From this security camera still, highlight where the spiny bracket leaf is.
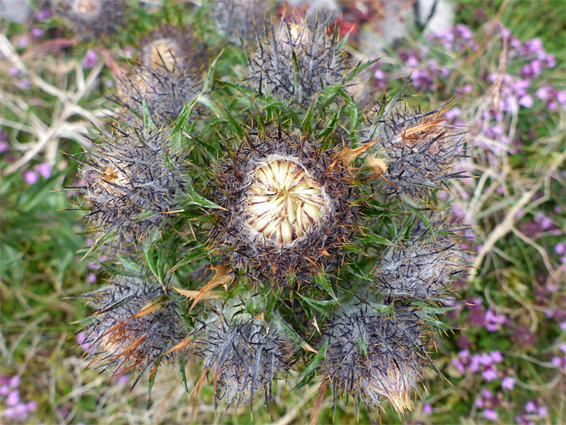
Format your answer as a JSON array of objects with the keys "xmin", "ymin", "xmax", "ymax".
[
  {"xmin": 292, "ymin": 338, "xmax": 328, "ymax": 391},
  {"xmin": 188, "ymin": 264, "xmax": 233, "ymax": 312}
]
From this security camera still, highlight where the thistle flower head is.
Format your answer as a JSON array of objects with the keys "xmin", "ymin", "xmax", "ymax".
[
  {"xmin": 247, "ymin": 14, "xmax": 349, "ymax": 106},
  {"xmin": 376, "ymin": 218, "xmax": 468, "ymax": 302},
  {"xmin": 118, "ymin": 61, "xmax": 203, "ymax": 125},
  {"xmin": 211, "ymin": 129, "xmax": 359, "ymax": 287},
  {"xmin": 199, "ymin": 314, "xmax": 292, "ymax": 410},
  {"xmin": 212, "ymin": 0, "xmax": 272, "ymax": 41},
  {"xmin": 363, "ymin": 102, "xmax": 467, "ymax": 205},
  {"xmin": 324, "ymin": 304, "xmax": 429, "ymax": 414},
  {"xmin": 140, "ymin": 26, "xmax": 207, "ymax": 72},
  {"xmin": 78, "ymin": 123, "xmax": 186, "ymax": 248},
  {"xmin": 57, "ymin": 0, "xmax": 128, "ymax": 38},
  {"xmin": 244, "ymin": 156, "xmax": 332, "ymax": 245},
  {"xmin": 81, "ymin": 276, "xmax": 186, "ymax": 377},
  {"xmin": 117, "ymin": 27, "xmax": 205, "ymax": 124}
]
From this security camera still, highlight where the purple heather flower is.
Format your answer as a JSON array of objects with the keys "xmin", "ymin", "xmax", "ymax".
[
  {"xmin": 519, "ymin": 95, "xmax": 533, "ymax": 108},
  {"xmin": 525, "ymin": 401, "xmax": 536, "ymax": 413},
  {"xmin": 455, "ymin": 24, "xmax": 473, "ymax": 40},
  {"xmin": 538, "ymin": 406, "xmax": 548, "ymax": 417},
  {"xmin": 36, "ymin": 8, "xmax": 52, "ymax": 21},
  {"xmin": 490, "ymin": 351, "xmax": 503, "ymax": 363},
  {"xmin": 452, "ymin": 203, "xmax": 464, "ymax": 218},
  {"xmin": 485, "ymin": 308, "xmax": 506, "ymax": 332},
  {"xmin": 480, "ymin": 388, "xmax": 492, "ymax": 399},
  {"xmin": 31, "ymin": 27, "xmax": 44, "ymax": 38},
  {"xmin": 0, "ymin": 141, "xmax": 8, "ymax": 154},
  {"xmin": 470, "ymin": 355, "xmax": 481, "ymax": 373},
  {"xmin": 484, "ymin": 409, "xmax": 498, "ymax": 421},
  {"xmin": 502, "ymin": 376, "xmax": 515, "ymax": 390},
  {"xmin": 34, "ymin": 162, "xmax": 52, "ymax": 179},
  {"xmin": 479, "ymin": 352, "xmax": 493, "ymax": 366},
  {"xmin": 6, "ymin": 390, "xmax": 20, "ymax": 406},
  {"xmin": 26, "ymin": 400, "xmax": 37, "ymax": 412},
  {"xmin": 9, "ymin": 66, "xmax": 20, "ymax": 77},
  {"xmin": 82, "ymin": 50, "xmax": 98, "ymax": 70},
  {"xmin": 445, "ymin": 107, "xmax": 462, "ymax": 120},
  {"xmin": 482, "ymin": 368, "xmax": 498, "ymax": 381},
  {"xmin": 452, "ymin": 358, "xmax": 466, "ymax": 374},
  {"xmin": 475, "ymin": 397, "xmax": 485, "ymax": 408},
  {"xmin": 544, "ymin": 54, "xmax": 557, "ymax": 67},
  {"xmin": 76, "ymin": 332, "xmax": 91, "ymax": 352},
  {"xmin": 536, "ymin": 86, "xmax": 551, "ymax": 100},
  {"xmin": 4, "ymin": 405, "xmax": 28, "ymax": 421},
  {"xmin": 9, "ymin": 376, "xmax": 21, "ymax": 388},
  {"xmin": 87, "ymin": 273, "xmax": 97, "ymax": 284},
  {"xmin": 555, "ymin": 243, "xmax": 566, "ymax": 255},
  {"xmin": 115, "ymin": 374, "xmax": 129, "ymax": 386},
  {"xmin": 22, "ymin": 170, "xmax": 39, "ymax": 185},
  {"xmin": 87, "ymin": 261, "xmax": 100, "ymax": 270},
  {"xmin": 540, "ymin": 217, "xmax": 553, "ymax": 229},
  {"xmin": 0, "ymin": 384, "xmax": 9, "ymax": 396},
  {"xmin": 17, "ymin": 36, "xmax": 29, "ymax": 48},
  {"xmin": 124, "ymin": 45, "xmax": 134, "ymax": 57},
  {"xmin": 423, "ymin": 404, "xmax": 433, "ymax": 414}
]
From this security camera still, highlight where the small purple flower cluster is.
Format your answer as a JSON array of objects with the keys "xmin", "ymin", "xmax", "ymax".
[
  {"xmin": 21, "ymin": 163, "xmax": 52, "ymax": 185},
  {"xmin": 82, "ymin": 50, "xmax": 99, "ymax": 70},
  {"xmin": 515, "ymin": 400, "xmax": 549, "ymax": 425},
  {"xmin": 452, "ymin": 349, "xmax": 505, "ymax": 382},
  {"xmin": 475, "ymin": 388, "xmax": 500, "ymax": 421},
  {"xmin": 460, "ymin": 297, "xmax": 507, "ymax": 332},
  {"xmin": 0, "ymin": 131, "xmax": 8, "ymax": 154},
  {"xmin": 550, "ymin": 343, "xmax": 566, "ymax": 374},
  {"xmin": 85, "ymin": 251, "xmax": 109, "ymax": 284},
  {"xmin": 0, "ymin": 375, "xmax": 37, "ymax": 422}
]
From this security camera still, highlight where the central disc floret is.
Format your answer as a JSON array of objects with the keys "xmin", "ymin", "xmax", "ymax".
[{"xmin": 244, "ymin": 159, "xmax": 327, "ymax": 245}]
